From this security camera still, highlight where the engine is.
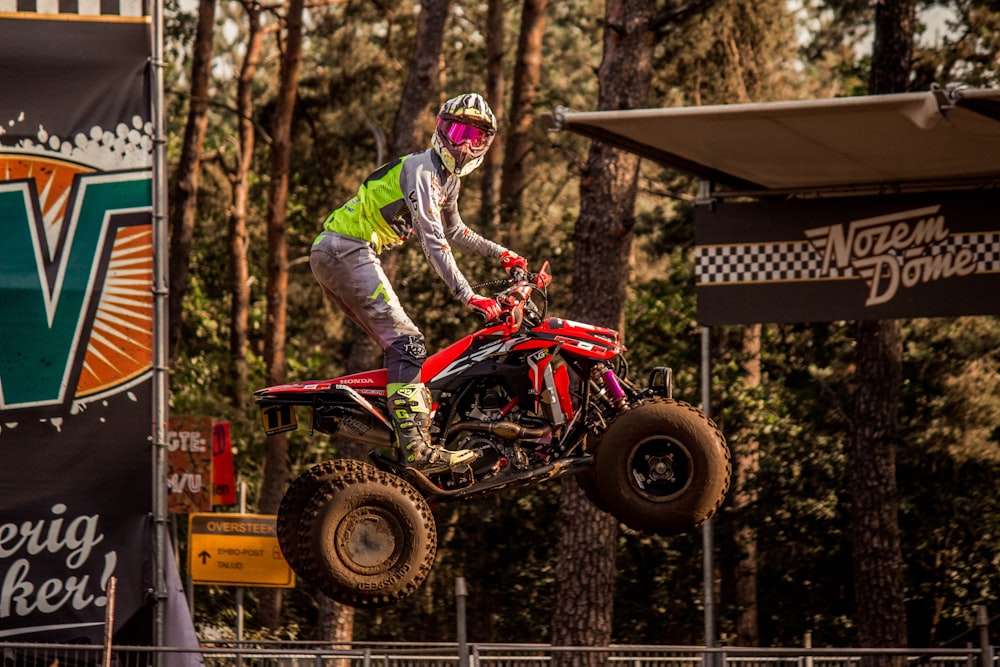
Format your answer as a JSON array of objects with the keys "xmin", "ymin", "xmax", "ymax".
[
  {"xmin": 455, "ymin": 433, "xmax": 528, "ymax": 478},
  {"xmin": 443, "ymin": 384, "xmax": 552, "ymax": 481}
]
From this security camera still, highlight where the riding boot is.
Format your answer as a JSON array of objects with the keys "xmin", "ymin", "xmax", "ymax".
[{"xmin": 387, "ymin": 383, "xmax": 478, "ymax": 473}]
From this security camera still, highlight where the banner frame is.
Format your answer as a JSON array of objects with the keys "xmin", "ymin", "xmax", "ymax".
[{"xmin": 149, "ymin": 0, "xmax": 170, "ymax": 654}]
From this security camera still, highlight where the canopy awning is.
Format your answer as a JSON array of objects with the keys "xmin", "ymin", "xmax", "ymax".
[{"xmin": 552, "ymin": 87, "xmax": 1000, "ymax": 195}]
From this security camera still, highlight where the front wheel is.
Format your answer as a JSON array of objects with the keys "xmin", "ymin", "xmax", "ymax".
[
  {"xmin": 298, "ymin": 461, "xmax": 437, "ymax": 608},
  {"xmin": 595, "ymin": 398, "xmax": 731, "ymax": 535}
]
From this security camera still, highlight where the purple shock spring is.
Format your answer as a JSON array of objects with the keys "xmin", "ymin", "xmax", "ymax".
[{"xmin": 602, "ymin": 369, "xmax": 626, "ymax": 400}]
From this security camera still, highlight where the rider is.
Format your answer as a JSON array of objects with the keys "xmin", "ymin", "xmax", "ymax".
[{"xmin": 310, "ymin": 93, "xmax": 528, "ymax": 473}]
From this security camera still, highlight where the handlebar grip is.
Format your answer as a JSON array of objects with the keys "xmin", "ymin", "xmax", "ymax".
[{"xmin": 510, "ymin": 267, "xmax": 529, "ymax": 282}]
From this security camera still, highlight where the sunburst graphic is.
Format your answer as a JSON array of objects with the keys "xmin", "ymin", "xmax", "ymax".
[
  {"xmin": 1, "ymin": 155, "xmax": 95, "ymax": 250},
  {"xmin": 77, "ymin": 225, "xmax": 154, "ymax": 397},
  {"xmin": 1, "ymin": 152, "xmax": 153, "ymax": 400}
]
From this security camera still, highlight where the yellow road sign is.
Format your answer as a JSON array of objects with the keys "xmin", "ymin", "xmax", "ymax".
[{"xmin": 188, "ymin": 513, "xmax": 295, "ymax": 588}]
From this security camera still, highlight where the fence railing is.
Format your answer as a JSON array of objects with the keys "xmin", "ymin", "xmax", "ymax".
[{"xmin": 0, "ymin": 642, "xmax": 993, "ymax": 667}]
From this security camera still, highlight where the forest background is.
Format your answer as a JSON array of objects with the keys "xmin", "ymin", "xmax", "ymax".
[{"xmin": 162, "ymin": 0, "xmax": 1000, "ymax": 654}]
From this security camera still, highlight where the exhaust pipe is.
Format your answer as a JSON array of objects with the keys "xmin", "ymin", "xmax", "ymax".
[{"xmin": 449, "ymin": 420, "xmax": 551, "ymax": 440}]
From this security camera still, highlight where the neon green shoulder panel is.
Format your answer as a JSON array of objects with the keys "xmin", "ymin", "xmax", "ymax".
[{"xmin": 322, "ymin": 157, "xmax": 408, "ymax": 251}]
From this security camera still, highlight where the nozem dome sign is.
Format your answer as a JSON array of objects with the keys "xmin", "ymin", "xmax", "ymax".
[
  {"xmin": 694, "ymin": 190, "xmax": 999, "ymax": 324},
  {"xmin": 554, "ymin": 87, "xmax": 1000, "ymax": 325}
]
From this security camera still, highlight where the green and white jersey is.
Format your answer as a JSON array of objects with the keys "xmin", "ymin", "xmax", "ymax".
[{"xmin": 321, "ymin": 148, "xmax": 504, "ymax": 303}]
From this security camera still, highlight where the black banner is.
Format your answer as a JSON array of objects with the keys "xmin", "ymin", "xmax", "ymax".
[
  {"xmin": 695, "ymin": 190, "xmax": 1000, "ymax": 325},
  {"xmin": 0, "ymin": 14, "xmax": 153, "ymax": 643}
]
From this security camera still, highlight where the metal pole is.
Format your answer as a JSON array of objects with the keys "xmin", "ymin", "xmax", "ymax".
[
  {"xmin": 456, "ymin": 577, "xmax": 469, "ymax": 667},
  {"xmin": 149, "ymin": 0, "xmax": 170, "ymax": 659},
  {"xmin": 700, "ymin": 326, "xmax": 717, "ymax": 666},
  {"xmin": 237, "ymin": 483, "xmax": 247, "ymax": 643},
  {"xmin": 102, "ymin": 577, "xmax": 117, "ymax": 667},
  {"xmin": 977, "ymin": 605, "xmax": 992, "ymax": 667},
  {"xmin": 695, "ymin": 183, "xmax": 718, "ymax": 667}
]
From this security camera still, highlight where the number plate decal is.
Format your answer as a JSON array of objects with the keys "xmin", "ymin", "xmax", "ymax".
[{"xmin": 259, "ymin": 404, "xmax": 298, "ymax": 435}]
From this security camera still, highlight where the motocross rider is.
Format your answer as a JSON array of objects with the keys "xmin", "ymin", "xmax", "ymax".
[{"xmin": 310, "ymin": 93, "xmax": 529, "ymax": 474}]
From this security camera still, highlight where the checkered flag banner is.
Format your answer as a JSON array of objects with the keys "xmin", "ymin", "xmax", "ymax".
[
  {"xmin": 0, "ymin": 0, "xmax": 145, "ymax": 16},
  {"xmin": 696, "ymin": 242, "xmax": 855, "ymax": 284},
  {"xmin": 696, "ymin": 233, "xmax": 1000, "ymax": 285},
  {"xmin": 694, "ymin": 192, "xmax": 1000, "ymax": 325}
]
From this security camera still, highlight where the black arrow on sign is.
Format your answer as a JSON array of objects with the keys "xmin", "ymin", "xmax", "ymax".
[{"xmin": 198, "ymin": 550, "xmax": 211, "ymax": 564}]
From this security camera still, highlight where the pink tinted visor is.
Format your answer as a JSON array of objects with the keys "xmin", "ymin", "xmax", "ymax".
[{"xmin": 441, "ymin": 120, "xmax": 492, "ymax": 149}]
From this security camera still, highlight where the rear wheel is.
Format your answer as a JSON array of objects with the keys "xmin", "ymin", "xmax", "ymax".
[
  {"xmin": 277, "ymin": 459, "xmax": 371, "ymax": 580},
  {"xmin": 298, "ymin": 461, "xmax": 437, "ymax": 608},
  {"xmin": 595, "ymin": 398, "xmax": 731, "ymax": 535}
]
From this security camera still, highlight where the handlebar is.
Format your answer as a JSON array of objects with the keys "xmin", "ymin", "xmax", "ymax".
[{"xmin": 484, "ymin": 261, "xmax": 552, "ymax": 329}]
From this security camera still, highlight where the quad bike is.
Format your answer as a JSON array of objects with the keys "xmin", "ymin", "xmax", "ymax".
[{"xmin": 254, "ymin": 262, "xmax": 731, "ymax": 608}]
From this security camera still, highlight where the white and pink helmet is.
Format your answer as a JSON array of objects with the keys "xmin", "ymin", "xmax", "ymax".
[{"xmin": 432, "ymin": 93, "xmax": 497, "ymax": 177}]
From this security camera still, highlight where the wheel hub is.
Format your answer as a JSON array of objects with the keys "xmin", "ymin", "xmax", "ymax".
[
  {"xmin": 335, "ymin": 506, "xmax": 402, "ymax": 574},
  {"xmin": 645, "ymin": 453, "xmax": 676, "ymax": 482},
  {"xmin": 628, "ymin": 436, "xmax": 692, "ymax": 502}
]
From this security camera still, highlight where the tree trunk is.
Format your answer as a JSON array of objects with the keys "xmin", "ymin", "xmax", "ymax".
[
  {"xmin": 870, "ymin": 0, "xmax": 917, "ymax": 95},
  {"xmin": 552, "ymin": 482, "xmax": 617, "ymax": 666},
  {"xmin": 316, "ymin": 594, "xmax": 354, "ymax": 664},
  {"xmin": 341, "ymin": 0, "xmax": 451, "ymax": 376},
  {"xmin": 848, "ymin": 320, "xmax": 907, "ymax": 656},
  {"xmin": 391, "ymin": 0, "xmax": 450, "ymax": 157},
  {"xmin": 481, "ymin": 0, "xmax": 505, "ymax": 235},
  {"xmin": 226, "ymin": 0, "xmax": 266, "ymax": 406},
  {"xmin": 847, "ymin": 0, "xmax": 916, "ymax": 660},
  {"xmin": 498, "ymin": 0, "xmax": 546, "ymax": 248},
  {"xmin": 167, "ymin": 0, "xmax": 215, "ymax": 361},
  {"xmin": 320, "ymin": 0, "xmax": 453, "ymax": 641},
  {"xmin": 257, "ymin": 0, "xmax": 305, "ymax": 631},
  {"xmin": 551, "ymin": 1, "xmax": 654, "ymax": 664}
]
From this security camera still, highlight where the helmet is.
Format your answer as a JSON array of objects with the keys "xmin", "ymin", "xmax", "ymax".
[{"xmin": 432, "ymin": 93, "xmax": 497, "ymax": 176}]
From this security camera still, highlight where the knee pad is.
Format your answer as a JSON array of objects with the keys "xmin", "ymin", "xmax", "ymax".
[{"xmin": 386, "ymin": 334, "xmax": 427, "ymax": 384}]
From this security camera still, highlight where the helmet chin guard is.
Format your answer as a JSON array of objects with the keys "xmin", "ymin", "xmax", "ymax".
[{"xmin": 433, "ymin": 93, "xmax": 497, "ymax": 176}]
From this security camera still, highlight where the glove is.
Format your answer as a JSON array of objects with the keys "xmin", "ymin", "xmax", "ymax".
[
  {"xmin": 499, "ymin": 250, "xmax": 528, "ymax": 276},
  {"xmin": 467, "ymin": 294, "xmax": 503, "ymax": 321}
]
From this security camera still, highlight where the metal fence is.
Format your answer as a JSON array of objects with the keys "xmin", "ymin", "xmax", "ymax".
[{"xmin": 0, "ymin": 642, "xmax": 991, "ymax": 667}]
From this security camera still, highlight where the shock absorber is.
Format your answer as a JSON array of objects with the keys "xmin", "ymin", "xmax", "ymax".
[{"xmin": 592, "ymin": 363, "xmax": 629, "ymax": 412}]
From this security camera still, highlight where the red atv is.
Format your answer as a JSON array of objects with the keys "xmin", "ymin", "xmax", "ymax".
[{"xmin": 255, "ymin": 263, "xmax": 730, "ymax": 608}]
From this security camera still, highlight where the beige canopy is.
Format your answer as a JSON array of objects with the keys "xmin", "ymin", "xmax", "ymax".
[{"xmin": 552, "ymin": 87, "xmax": 1000, "ymax": 195}]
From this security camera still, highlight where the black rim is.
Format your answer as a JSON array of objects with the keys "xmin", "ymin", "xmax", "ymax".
[{"xmin": 625, "ymin": 435, "xmax": 693, "ymax": 501}]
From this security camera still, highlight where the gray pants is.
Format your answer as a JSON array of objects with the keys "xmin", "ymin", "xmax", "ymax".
[{"xmin": 310, "ymin": 231, "xmax": 426, "ymax": 384}]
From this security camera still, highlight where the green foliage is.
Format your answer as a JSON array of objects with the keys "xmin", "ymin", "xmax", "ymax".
[
  {"xmin": 654, "ymin": 0, "xmax": 803, "ymax": 105},
  {"xmin": 164, "ymin": 0, "xmax": 1000, "ymax": 649},
  {"xmin": 897, "ymin": 316, "xmax": 1000, "ymax": 644},
  {"xmin": 802, "ymin": 0, "xmax": 1000, "ymax": 94},
  {"xmin": 613, "ymin": 529, "xmax": 710, "ymax": 643}
]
